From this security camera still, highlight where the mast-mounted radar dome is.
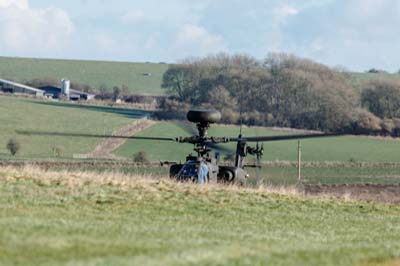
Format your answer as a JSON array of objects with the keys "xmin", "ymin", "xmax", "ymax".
[{"xmin": 187, "ymin": 109, "xmax": 221, "ymax": 124}]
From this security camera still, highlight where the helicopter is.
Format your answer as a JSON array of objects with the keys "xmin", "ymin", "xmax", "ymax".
[
  {"xmin": 161, "ymin": 109, "xmax": 340, "ymax": 185},
  {"xmin": 17, "ymin": 109, "xmax": 342, "ymax": 185}
]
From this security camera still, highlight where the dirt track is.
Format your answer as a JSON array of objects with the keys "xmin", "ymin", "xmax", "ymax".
[
  {"xmin": 86, "ymin": 119, "xmax": 155, "ymax": 159},
  {"xmin": 305, "ymin": 184, "xmax": 400, "ymax": 204}
]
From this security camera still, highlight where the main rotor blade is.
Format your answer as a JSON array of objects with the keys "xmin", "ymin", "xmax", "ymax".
[
  {"xmin": 174, "ymin": 121, "xmax": 197, "ymax": 135},
  {"xmin": 208, "ymin": 143, "xmax": 233, "ymax": 153},
  {"xmin": 16, "ymin": 130, "xmax": 176, "ymax": 141},
  {"xmin": 229, "ymin": 132, "xmax": 344, "ymax": 142}
]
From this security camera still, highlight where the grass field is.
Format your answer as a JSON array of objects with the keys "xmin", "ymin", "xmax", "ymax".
[
  {"xmin": 114, "ymin": 122, "xmax": 400, "ymax": 163},
  {"xmin": 3, "ymin": 95, "xmax": 400, "ymax": 187},
  {"xmin": 0, "ymin": 166, "xmax": 400, "ymax": 266},
  {"xmin": 2, "ymin": 56, "xmax": 400, "ymax": 96},
  {"xmin": 0, "ymin": 95, "xmax": 147, "ymax": 159},
  {"xmin": 0, "ymin": 56, "xmax": 168, "ymax": 95},
  {"xmin": 251, "ymin": 166, "xmax": 400, "ymax": 186},
  {"xmin": 4, "ymin": 95, "xmax": 400, "ymax": 164}
]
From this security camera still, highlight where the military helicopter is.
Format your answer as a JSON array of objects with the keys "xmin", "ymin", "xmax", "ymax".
[
  {"xmin": 160, "ymin": 109, "xmax": 340, "ymax": 184},
  {"xmin": 17, "ymin": 109, "xmax": 341, "ymax": 185}
]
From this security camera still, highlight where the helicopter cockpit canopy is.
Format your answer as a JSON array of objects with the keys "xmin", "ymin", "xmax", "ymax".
[{"xmin": 177, "ymin": 160, "xmax": 199, "ymax": 179}]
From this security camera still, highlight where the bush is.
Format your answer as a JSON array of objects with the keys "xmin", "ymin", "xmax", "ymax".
[
  {"xmin": 391, "ymin": 119, "xmax": 400, "ymax": 137},
  {"xmin": 52, "ymin": 145, "xmax": 65, "ymax": 157},
  {"xmin": 133, "ymin": 150, "xmax": 150, "ymax": 163},
  {"xmin": 154, "ymin": 99, "xmax": 191, "ymax": 120},
  {"xmin": 220, "ymin": 108, "xmax": 239, "ymax": 124},
  {"xmin": 6, "ymin": 138, "xmax": 21, "ymax": 156},
  {"xmin": 350, "ymin": 108, "xmax": 382, "ymax": 134}
]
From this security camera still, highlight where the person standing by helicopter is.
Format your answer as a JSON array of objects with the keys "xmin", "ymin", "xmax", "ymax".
[{"xmin": 197, "ymin": 159, "xmax": 209, "ymax": 184}]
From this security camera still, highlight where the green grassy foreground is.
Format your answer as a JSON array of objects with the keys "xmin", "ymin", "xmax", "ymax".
[
  {"xmin": 115, "ymin": 122, "xmax": 400, "ymax": 163},
  {"xmin": 0, "ymin": 167, "xmax": 399, "ymax": 266},
  {"xmin": 0, "ymin": 96, "xmax": 147, "ymax": 159},
  {"xmin": 0, "ymin": 56, "xmax": 168, "ymax": 94}
]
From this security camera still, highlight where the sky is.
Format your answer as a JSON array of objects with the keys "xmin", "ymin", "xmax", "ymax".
[{"xmin": 0, "ymin": 0, "xmax": 399, "ymax": 72}]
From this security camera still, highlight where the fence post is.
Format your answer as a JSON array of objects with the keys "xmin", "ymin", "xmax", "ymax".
[{"xmin": 297, "ymin": 140, "xmax": 301, "ymax": 181}]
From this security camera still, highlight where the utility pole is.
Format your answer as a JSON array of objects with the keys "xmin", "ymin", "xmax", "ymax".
[
  {"xmin": 103, "ymin": 114, "xmax": 106, "ymax": 137},
  {"xmin": 297, "ymin": 140, "xmax": 302, "ymax": 181}
]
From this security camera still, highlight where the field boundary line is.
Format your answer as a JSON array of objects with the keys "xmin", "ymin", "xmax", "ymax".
[
  {"xmin": 262, "ymin": 161, "xmax": 400, "ymax": 168},
  {"xmin": 2, "ymin": 160, "xmax": 400, "ymax": 169}
]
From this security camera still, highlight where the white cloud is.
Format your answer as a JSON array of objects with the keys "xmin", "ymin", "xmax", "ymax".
[
  {"xmin": 120, "ymin": 10, "xmax": 146, "ymax": 24},
  {"xmin": 281, "ymin": 0, "xmax": 400, "ymax": 71},
  {"xmin": 174, "ymin": 24, "xmax": 227, "ymax": 57},
  {"xmin": 144, "ymin": 33, "xmax": 160, "ymax": 49},
  {"xmin": 0, "ymin": 0, "xmax": 74, "ymax": 55},
  {"xmin": 273, "ymin": 4, "xmax": 299, "ymax": 26},
  {"xmin": 94, "ymin": 34, "xmax": 118, "ymax": 51},
  {"xmin": 0, "ymin": 0, "xmax": 28, "ymax": 9}
]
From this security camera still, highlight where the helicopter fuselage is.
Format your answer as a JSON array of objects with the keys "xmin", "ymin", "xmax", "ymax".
[{"xmin": 169, "ymin": 155, "xmax": 248, "ymax": 185}]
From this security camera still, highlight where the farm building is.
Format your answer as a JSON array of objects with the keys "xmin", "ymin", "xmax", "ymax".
[
  {"xmin": 0, "ymin": 78, "xmax": 95, "ymax": 101},
  {"xmin": 39, "ymin": 85, "xmax": 95, "ymax": 101},
  {"xmin": 0, "ymin": 78, "xmax": 44, "ymax": 97}
]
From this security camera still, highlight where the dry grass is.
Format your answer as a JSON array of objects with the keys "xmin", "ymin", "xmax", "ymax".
[
  {"xmin": 0, "ymin": 165, "xmax": 300, "ymax": 197},
  {"xmin": 4, "ymin": 165, "xmax": 399, "ymax": 205}
]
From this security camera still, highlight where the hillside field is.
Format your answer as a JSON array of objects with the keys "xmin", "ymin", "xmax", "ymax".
[
  {"xmin": 115, "ymin": 122, "xmax": 400, "ymax": 163},
  {"xmin": 8, "ymin": 95, "xmax": 400, "ymax": 163},
  {"xmin": 1, "ymin": 56, "xmax": 400, "ymax": 96},
  {"xmin": 0, "ymin": 56, "xmax": 168, "ymax": 95},
  {"xmin": 1, "ymin": 166, "xmax": 400, "ymax": 266},
  {"xmin": 0, "ymin": 95, "xmax": 147, "ymax": 159}
]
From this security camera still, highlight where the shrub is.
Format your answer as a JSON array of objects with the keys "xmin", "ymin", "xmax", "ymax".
[
  {"xmin": 52, "ymin": 145, "xmax": 65, "ymax": 157},
  {"xmin": 350, "ymin": 108, "xmax": 382, "ymax": 134},
  {"xmin": 6, "ymin": 138, "xmax": 21, "ymax": 156},
  {"xmin": 133, "ymin": 150, "xmax": 150, "ymax": 164}
]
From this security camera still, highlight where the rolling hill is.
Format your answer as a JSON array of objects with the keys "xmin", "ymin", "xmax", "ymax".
[
  {"xmin": 0, "ymin": 56, "xmax": 169, "ymax": 95},
  {"xmin": 2, "ymin": 56, "xmax": 400, "ymax": 96}
]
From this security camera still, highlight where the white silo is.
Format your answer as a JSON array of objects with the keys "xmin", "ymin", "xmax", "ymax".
[{"xmin": 61, "ymin": 79, "xmax": 70, "ymax": 96}]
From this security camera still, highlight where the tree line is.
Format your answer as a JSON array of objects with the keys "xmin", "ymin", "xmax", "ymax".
[{"xmin": 160, "ymin": 53, "xmax": 400, "ymax": 136}]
